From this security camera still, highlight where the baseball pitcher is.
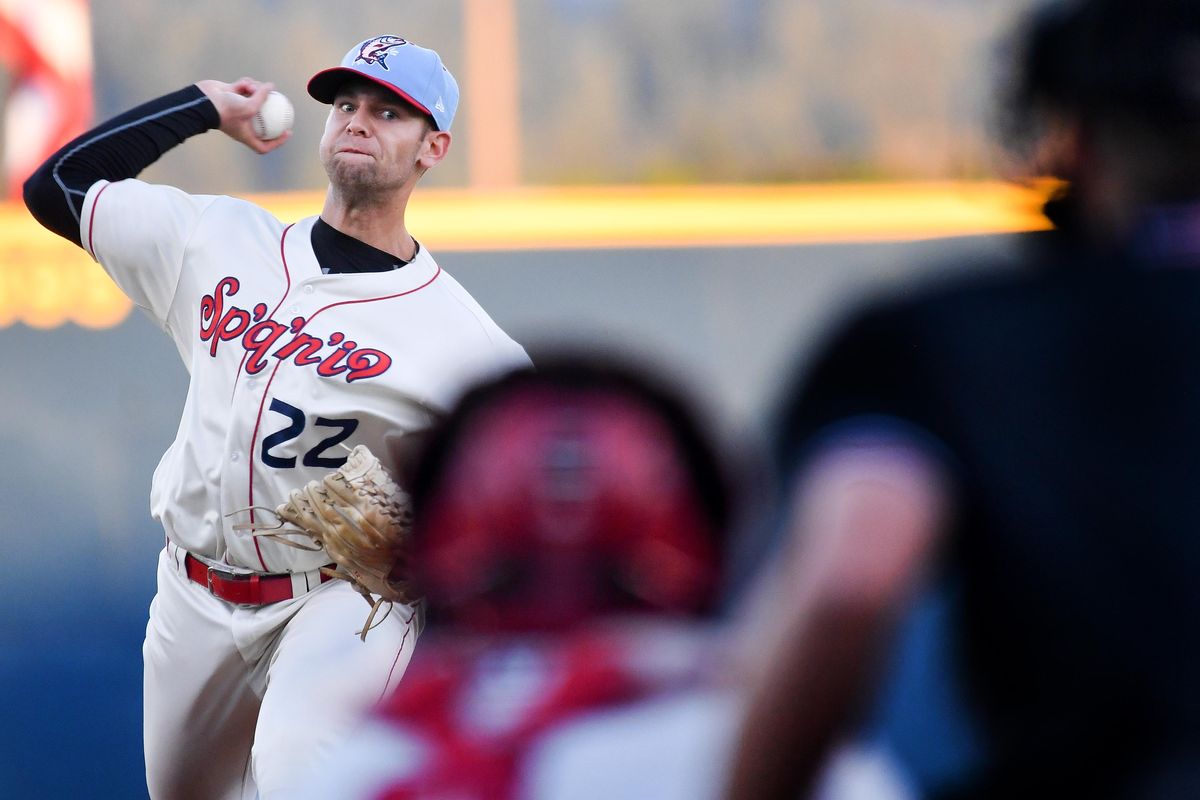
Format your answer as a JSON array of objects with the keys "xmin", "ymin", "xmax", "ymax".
[{"xmin": 24, "ymin": 35, "xmax": 530, "ymax": 800}]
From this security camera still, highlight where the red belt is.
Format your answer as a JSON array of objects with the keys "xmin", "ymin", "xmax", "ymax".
[{"xmin": 183, "ymin": 552, "xmax": 335, "ymax": 605}]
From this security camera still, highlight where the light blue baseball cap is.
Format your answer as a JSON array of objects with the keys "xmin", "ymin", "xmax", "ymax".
[{"xmin": 307, "ymin": 35, "xmax": 459, "ymax": 131}]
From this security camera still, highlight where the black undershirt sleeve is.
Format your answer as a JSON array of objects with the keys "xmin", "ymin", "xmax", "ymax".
[
  {"xmin": 24, "ymin": 84, "xmax": 407, "ymax": 275},
  {"xmin": 23, "ymin": 85, "xmax": 220, "ymax": 248}
]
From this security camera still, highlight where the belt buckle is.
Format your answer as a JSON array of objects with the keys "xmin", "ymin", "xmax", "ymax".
[{"xmin": 206, "ymin": 566, "xmax": 217, "ymax": 594}]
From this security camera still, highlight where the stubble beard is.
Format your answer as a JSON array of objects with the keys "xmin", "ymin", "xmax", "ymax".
[
  {"xmin": 326, "ymin": 160, "xmax": 396, "ymax": 206},
  {"xmin": 324, "ymin": 156, "xmax": 412, "ymax": 209}
]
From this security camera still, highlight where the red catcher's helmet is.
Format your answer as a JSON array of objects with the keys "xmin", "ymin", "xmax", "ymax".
[{"xmin": 409, "ymin": 368, "xmax": 726, "ymax": 634}]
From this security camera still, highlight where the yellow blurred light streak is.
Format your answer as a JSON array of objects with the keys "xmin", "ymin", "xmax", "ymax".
[
  {"xmin": 1, "ymin": 181, "xmax": 1052, "ymax": 330},
  {"xmin": 0, "ymin": 204, "xmax": 131, "ymax": 329}
]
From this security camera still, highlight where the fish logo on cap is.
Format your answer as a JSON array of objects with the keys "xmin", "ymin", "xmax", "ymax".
[{"xmin": 355, "ymin": 35, "xmax": 409, "ymax": 70}]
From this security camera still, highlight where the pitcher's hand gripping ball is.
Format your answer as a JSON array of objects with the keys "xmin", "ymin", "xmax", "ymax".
[
  {"xmin": 250, "ymin": 445, "xmax": 414, "ymax": 638},
  {"xmin": 253, "ymin": 90, "xmax": 294, "ymax": 140}
]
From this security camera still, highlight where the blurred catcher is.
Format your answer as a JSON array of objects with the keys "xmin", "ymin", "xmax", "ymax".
[{"xmin": 297, "ymin": 355, "xmax": 744, "ymax": 800}]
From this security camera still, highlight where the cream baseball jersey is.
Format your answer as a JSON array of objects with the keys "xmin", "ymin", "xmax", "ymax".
[{"xmin": 81, "ymin": 177, "xmax": 530, "ymax": 572}]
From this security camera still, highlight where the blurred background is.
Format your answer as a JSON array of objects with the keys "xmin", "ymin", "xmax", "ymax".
[{"xmin": 1, "ymin": 0, "xmax": 1045, "ymax": 796}]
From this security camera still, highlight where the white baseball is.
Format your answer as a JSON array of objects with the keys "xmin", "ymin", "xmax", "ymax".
[{"xmin": 253, "ymin": 91, "xmax": 294, "ymax": 140}]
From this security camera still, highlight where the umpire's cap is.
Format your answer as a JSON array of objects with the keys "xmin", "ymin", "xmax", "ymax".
[{"xmin": 1012, "ymin": 0, "xmax": 1200, "ymax": 126}]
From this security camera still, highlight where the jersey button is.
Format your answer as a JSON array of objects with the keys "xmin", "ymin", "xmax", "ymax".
[
  {"xmin": 303, "ymin": 285, "xmax": 315, "ymax": 295},
  {"xmin": 230, "ymin": 451, "xmax": 242, "ymax": 463}
]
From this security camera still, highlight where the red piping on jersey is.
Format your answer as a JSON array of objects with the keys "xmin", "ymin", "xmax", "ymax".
[
  {"xmin": 243, "ymin": 223, "xmax": 441, "ymax": 570},
  {"xmin": 230, "ymin": 223, "xmax": 297, "ymax": 403},
  {"xmin": 300, "ymin": 265, "xmax": 443, "ymax": 323},
  {"xmin": 242, "ymin": 222, "xmax": 298, "ymax": 570},
  {"xmin": 246, "ymin": 358, "xmax": 287, "ymax": 570},
  {"xmin": 234, "ymin": 350, "xmax": 252, "ymax": 396},
  {"xmin": 86, "ymin": 182, "xmax": 114, "ymax": 259},
  {"xmin": 379, "ymin": 618, "xmax": 415, "ymax": 702}
]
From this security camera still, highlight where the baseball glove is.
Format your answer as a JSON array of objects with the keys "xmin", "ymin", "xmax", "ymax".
[{"xmin": 239, "ymin": 444, "xmax": 415, "ymax": 639}]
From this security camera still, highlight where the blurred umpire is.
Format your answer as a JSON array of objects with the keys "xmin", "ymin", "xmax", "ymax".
[{"xmin": 725, "ymin": 1, "xmax": 1200, "ymax": 798}]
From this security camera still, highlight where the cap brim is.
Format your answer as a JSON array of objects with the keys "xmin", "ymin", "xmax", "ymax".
[{"xmin": 306, "ymin": 67, "xmax": 437, "ymax": 125}]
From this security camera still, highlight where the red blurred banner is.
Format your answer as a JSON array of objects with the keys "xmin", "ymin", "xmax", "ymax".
[{"xmin": 0, "ymin": 0, "xmax": 93, "ymax": 200}]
